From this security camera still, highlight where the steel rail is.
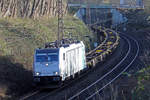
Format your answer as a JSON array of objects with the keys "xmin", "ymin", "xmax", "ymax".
[
  {"xmin": 20, "ymin": 91, "xmax": 40, "ymax": 100},
  {"xmin": 68, "ymin": 33, "xmax": 131, "ymax": 100},
  {"xmin": 86, "ymin": 33, "xmax": 139, "ymax": 100}
]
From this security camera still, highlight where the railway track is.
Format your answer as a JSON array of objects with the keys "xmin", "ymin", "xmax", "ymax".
[
  {"xmin": 20, "ymin": 27, "xmax": 121, "ymax": 100},
  {"xmin": 68, "ymin": 32, "xmax": 140, "ymax": 100}
]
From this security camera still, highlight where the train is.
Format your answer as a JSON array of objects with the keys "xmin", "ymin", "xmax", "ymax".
[
  {"xmin": 33, "ymin": 40, "xmax": 87, "ymax": 87},
  {"xmin": 32, "ymin": 26, "xmax": 119, "ymax": 88}
]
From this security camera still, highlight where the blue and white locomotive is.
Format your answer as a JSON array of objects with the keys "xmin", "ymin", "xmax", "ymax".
[{"xmin": 33, "ymin": 40, "xmax": 86, "ymax": 87}]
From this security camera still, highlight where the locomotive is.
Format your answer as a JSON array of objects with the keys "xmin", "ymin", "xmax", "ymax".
[{"xmin": 33, "ymin": 39, "xmax": 86, "ymax": 87}]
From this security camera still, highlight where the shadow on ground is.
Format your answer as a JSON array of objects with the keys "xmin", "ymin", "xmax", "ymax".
[{"xmin": 0, "ymin": 55, "xmax": 33, "ymax": 100}]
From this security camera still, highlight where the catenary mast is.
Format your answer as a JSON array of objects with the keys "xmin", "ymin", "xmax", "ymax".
[{"xmin": 57, "ymin": 0, "xmax": 64, "ymax": 47}]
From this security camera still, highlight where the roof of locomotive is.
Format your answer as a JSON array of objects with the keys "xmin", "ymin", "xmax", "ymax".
[
  {"xmin": 36, "ymin": 41, "xmax": 83, "ymax": 51},
  {"xmin": 36, "ymin": 49, "xmax": 59, "ymax": 54}
]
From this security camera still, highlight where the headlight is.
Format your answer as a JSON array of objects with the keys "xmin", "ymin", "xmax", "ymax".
[
  {"xmin": 53, "ymin": 72, "xmax": 58, "ymax": 75},
  {"xmin": 46, "ymin": 63, "xmax": 49, "ymax": 66},
  {"xmin": 55, "ymin": 72, "xmax": 58, "ymax": 75},
  {"xmin": 36, "ymin": 72, "xmax": 40, "ymax": 76}
]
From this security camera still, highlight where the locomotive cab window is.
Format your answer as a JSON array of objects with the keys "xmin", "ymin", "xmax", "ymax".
[
  {"xmin": 36, "ymin": 54, "xmax": 58, "ymax": 62},
  {"xmin": 36, "ymin": 49, "xmax": 59, "ymax": 62}
]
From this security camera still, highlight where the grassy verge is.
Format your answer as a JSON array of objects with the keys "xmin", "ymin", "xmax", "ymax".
[
  {"xmin": 0, "ymin": 16, "xmax": 93, "ymax": 99},
  {"xmin": 132, "ymin": 66, "xmax": 150, "ymax": 100}
]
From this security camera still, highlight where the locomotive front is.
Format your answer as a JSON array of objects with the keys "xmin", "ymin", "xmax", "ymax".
[{"xmin": 33, "ymin": 49, "xmax": 61, "ymax": 86}]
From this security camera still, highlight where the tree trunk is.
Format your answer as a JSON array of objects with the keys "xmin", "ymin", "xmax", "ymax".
[
  {"xmin": 0, "ymin": 0, "xmax": 67, "ymax": 18},
  {"xmin": 3, "ymin": 0, "xmax": 12, "ymax": 17}
]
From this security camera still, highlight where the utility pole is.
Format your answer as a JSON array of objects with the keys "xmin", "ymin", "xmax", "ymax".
[
  {"xmin": 86, "ymin": 0, "xmax": 91, "ymax": 25},
  {"xmin": 57, "ymin": 0, "xmax": 64, "ymax": 47}
]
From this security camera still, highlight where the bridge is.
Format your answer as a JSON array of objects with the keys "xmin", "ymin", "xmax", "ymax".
[
  {"xmin": 68, "ymin": 0, "xmax": 144, "ymax": 27},
  {"xmin": 68, "ymin": 4, "xmax": 144, "ymax": 9},
  {"xmin": 68, "ymin": 0, "xmax": 144, "ymax": 9}
]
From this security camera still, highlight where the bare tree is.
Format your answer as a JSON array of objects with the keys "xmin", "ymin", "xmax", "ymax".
[{"xmin": 0, "ymin": 0, "xmax": 67, "ymax": 18}]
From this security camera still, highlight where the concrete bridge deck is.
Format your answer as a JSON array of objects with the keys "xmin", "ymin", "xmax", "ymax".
[{"xmin": 68, "ymin": 4, "xmax": 144, "ymax": 9}]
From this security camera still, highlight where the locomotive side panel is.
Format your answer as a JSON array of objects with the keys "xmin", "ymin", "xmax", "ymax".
[
  {"xmin": 63, "ymin": 42, "xmax": 86, "ymax": 79},
  {"xmin": 58, "ymin": 47, "xmax": 66, "ymax": 81}
]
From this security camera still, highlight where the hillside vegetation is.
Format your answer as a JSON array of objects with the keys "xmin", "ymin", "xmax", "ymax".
[
  {"xmin": 132, "ymin": 66, "xmax": 150, "ymax": 100},
  {"xmin": 0, "ymin": 16, "xmax": 93, "ymax": 100}
]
